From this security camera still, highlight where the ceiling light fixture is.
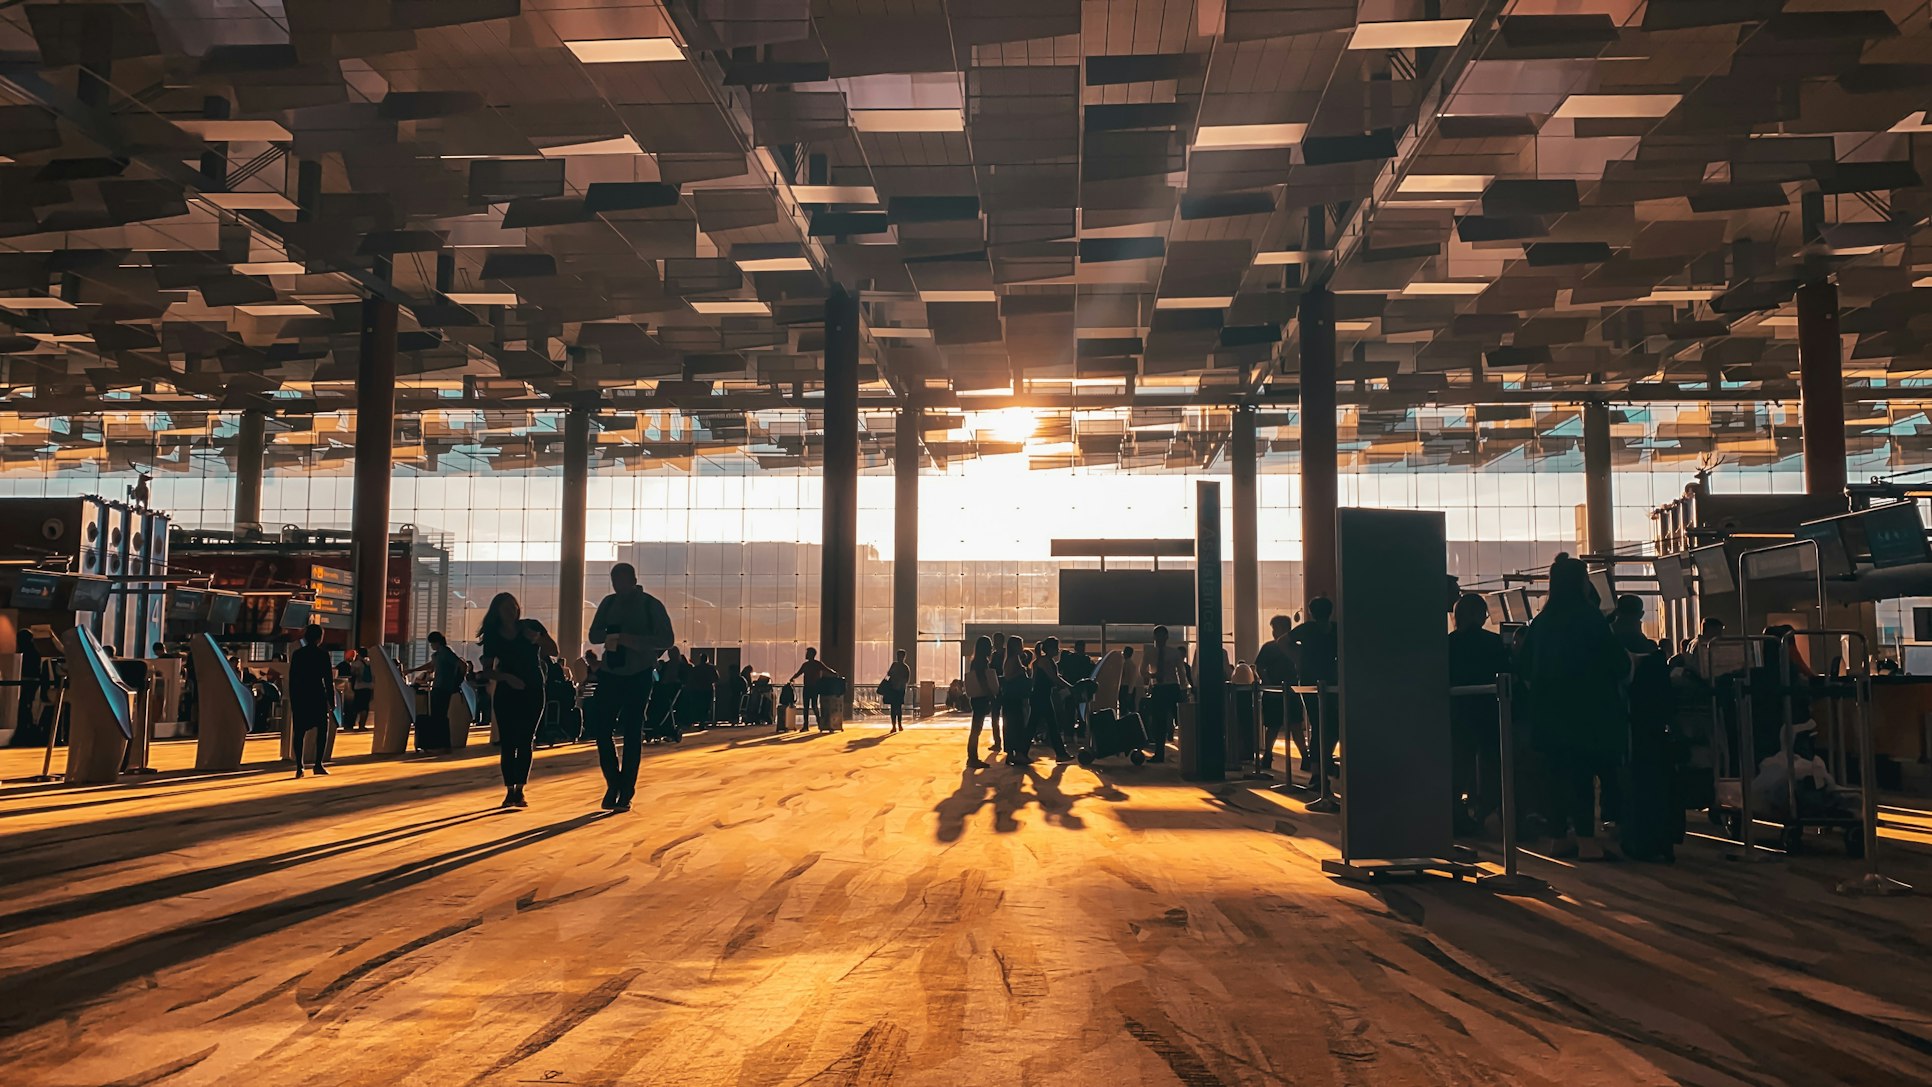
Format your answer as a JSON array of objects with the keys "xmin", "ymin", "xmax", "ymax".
[
  {"xmin": 0, "ymin": 297, "xmax": 76, "ymax": 310},
  {"xmin": 1400, "ymin": 281, "xmax": 1490, "ymax": 296},
  {"xmin": 851, "ymin": 109, "xmax": 965, "ymax": 133},
  {"xmin": 790, "ymin": 185, "xmax": 879, "ymax": 203},
  {"xmin": 870, "ymin": 327, "xmax": 932, "ymax": 339},
  {"xmin": 1396, "ymin": 173, "xmax": 1493, "ymax": 193},
  {"xmin": 1550, "ymin": 94, "xmax": 1682, "ymax": 119},
  {"xmin": 447, "ymin": 292, "xmax": 520, "ymax": 305},
  {"xmin": 205, "ymin": 192, "xmax": 299, "ymax": 211},
  {"xmin": 1347, "ymin": 19, "xmax": 1473, "ymax": 50},
  {"xmin": 538, "ymin": 135, "xmax": 645, "ymax": 157},
  {"xmin": 564, "ymin": 38, "xmax": 684, "ymax": 64},
  {"xmin": 1253, "ymin": 251, "xmax": 1307, "ymax": 265},
  {"xmin": 1154, "ymin": 296, "xmax": 1233, "ymax": 309},
  {"xmin": 236, "ymin": 303, "xmax": 320, "ymax": 317},
  {"xmin": 1193, "ymin": 123, "xmax": 1306, "ymax": 149},
  {"xmin": 233, "ymin": 261, "xmax": 306, "ymax": 276},
  {"xmin": 175, "ymin": 119, "xmax": 292, "ymax": 141},
  {"xmin": 920, "ymin": 290, "xmax": 997, "ymax": 303},
  {"xmin": 689, "ymin": 300, "xmax": 771, "ymax": 316},
  {"xmin": 735, "ymin": 257, "xmax": 814, "ymax": 273}
]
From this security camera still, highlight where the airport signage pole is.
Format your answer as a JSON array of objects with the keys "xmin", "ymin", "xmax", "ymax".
[{"xmin": 1192, "ymin": 480, "xmax": 1227, "ymax": 780}]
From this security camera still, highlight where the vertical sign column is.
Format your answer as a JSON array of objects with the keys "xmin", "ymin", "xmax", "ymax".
[
  {"xmin": 235, "ymin": 408, "xmax": 266, "ymax": 531},
  {"xmin": 1797, "ymin": 279, "xmax": 1847, "ymax": 498},
  {"xmin": 1582, "ymin": 401, "xmax": 1614, "ymax": 557},
  {"xmin": 557, "ymin": 404, "xmax": 592, "ymax": 659},
  {"xmin": 893, "ymin": 403, "xmax": 920, "ymax": 679},
  {"xmin": 1192, "ymin": 480, "xmax": 1227, "ymax": 781},
  {"xmin": 1231, "ymin": 405, "xmax": 1259, "ymax": 663},
  {"xmin": 820, "ymin": 287, "xmax": 861, "ymax": 694}
]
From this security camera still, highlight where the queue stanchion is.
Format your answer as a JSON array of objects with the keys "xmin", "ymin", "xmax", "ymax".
[
  {"xmin": 1475, "ymin": 674, "xmax": 1545, "ymax": 895},
  {"xmin": 1840, "ymin": 671, "xmax": 1911, "ymax": 895},
  {"xmin": 1242, "ymin": 686, "xmax": 1272, "ymax": 780},
  {"xmin": 1304, "ymin": 683, "xmax": 1338, "ymax": 814},
  {"xmin": 22, "ymin": 665, "xmax": 66, "ymax": 784}
]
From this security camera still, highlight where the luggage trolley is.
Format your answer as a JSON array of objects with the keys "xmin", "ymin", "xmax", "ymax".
[{"xmin": 1076, "ymin": 648, "xmax": 1149, "ymax": 766}]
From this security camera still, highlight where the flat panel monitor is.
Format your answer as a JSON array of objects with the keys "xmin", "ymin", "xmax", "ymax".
[
  {"xmin": 67, "ymin": 577, "xmax": 110, "ymax": 613},
  {"xmin": 1690, "ymin": 543, "xmax": 1735, "ymax": 594},
  {"xmin": 1861, "ymin": 501, "xmax": 1930, "ymax": 569},
  {"xmin": 1653, "ymin": 556, "xmax": 1690, "ymax": 601},
  {"xmin": 1058, "ymin": 569, "xmax": 1196, "ymax": 626},
  {"xmin": 1588, "ymin": 567, "xmax": 1616, "ymax": 613},
  {"xmin": 208, "ymin": 592, "xmax": 244, "ymax": 624},
  {"xmin": 1504, "ymin": 588, "xmax": 1533, "ymax": 623},
  {"xmin": 1914, "ymin": 606, "xmax": 1932, "ymax": 643},
  {"xmin": 10, "ymin": 571, "xmax": 58, "ymax": 609},
  {"xmin": 169, "ymin": 587, "xmax": 206, "ymax": 619},
  {"xmin": 1794, "ymin": 518, "xmax": 1856, "ymax": 578},
  {"xmin": 280, "ymin": 599, "xmax": 312, "ymax": 629}
]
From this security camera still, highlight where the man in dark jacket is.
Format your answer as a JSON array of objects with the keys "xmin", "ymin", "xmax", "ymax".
[
  {"xmin": 1448, "ymin": 595, "xmax": 1511, "ymax": 833},
  {"xmin": 287, "ymin": 625, "xmax": 335, "ymax": 778}
]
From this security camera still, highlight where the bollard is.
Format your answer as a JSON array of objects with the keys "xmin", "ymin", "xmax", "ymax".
[{"xmin": 1306, "ymin": 683, "xmax": 1338, "ymax": 814}]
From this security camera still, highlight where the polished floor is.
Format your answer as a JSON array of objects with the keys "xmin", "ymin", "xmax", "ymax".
[{"xmin": 2, "ymin": 724, "xmax": 1928, "ymax": 1087}]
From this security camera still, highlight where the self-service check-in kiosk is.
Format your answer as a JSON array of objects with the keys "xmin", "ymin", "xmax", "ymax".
[
  {"xmin": 2, "ymin": 569, "xmax": 126, "ymax": 783},
  {"xmin": 61, "ymin": 624, "xmax": 136, "ymax": 784},
  {"xmin": 371, "ymin": 651, "xmax": 416, "ymax": 755},
  {"xmin": 168, "ymin": 586, "xmax": 254, "ymax": 771}
]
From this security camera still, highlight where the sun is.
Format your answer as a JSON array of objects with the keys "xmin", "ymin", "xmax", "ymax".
[{"xmin": 972, "ymin": 407, "xmax": 1037, "ymax": 444}]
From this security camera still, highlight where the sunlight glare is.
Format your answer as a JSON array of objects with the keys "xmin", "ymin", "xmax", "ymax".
[{"xmin": 972, "ymin": 407, "xmax": 1039, "ymax": 444}]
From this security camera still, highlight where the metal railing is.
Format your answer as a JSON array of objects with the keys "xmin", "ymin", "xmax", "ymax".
[{"xmin": 1450, "ymin": 676, "xmax": 1543, "ymax": 893}]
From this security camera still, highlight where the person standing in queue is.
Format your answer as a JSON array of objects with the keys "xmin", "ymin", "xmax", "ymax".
[
  {"xmin": 1524, "ymin": 555, "xmax": 1628, "ymax": 860},
  {"xmin": 998, "ymin": 635, "xmax": 1032, "ymax": 765},
  {"xmin": 406, "ymin": 631, "xmax": 464, "ymax": 752},
  {"xmin": 964, "ymin": 636, "xmax": 998, "ymax": 767},
  {"xmin": 1253, "ymin": 616, "xmax": 1302, "ymax": 775},
  {"xmin": 1290, "ymin": 598, "xmax": 1339, "ymax": 771},
  {"xmin": 1448, "ymin": 595, "xmax": 1511, "ymax": 834},
  {"xmin": 786, "ymin": 647, "xmax": 841, "ymax": 731},
  {"xmin": 687, "ymin": 650, "xmax": 719, "ymax": 728},
  {"xmin": 883, "ymin": 649, "xmax": 911, "ymax": 733},
  {"xmin": 588, "ymin": 563, "xmax": 676, "ymax": 812},
  {"xmin": 987, "ymin": 631, "xmax": 1008, "ymax": 747},
  {"xmin": 1018, "ymin": 637, "xmax": 1074, "ymax": 764},
  {"xmin": 479, "ymin": 595, "xmax": 555, "ymax": 808},
  {"xmin": 286, "ymin": 624, "xmax": 334, "ymax": 778},
  {"xmin": 1145, "ymin": 626, "xmax": 1191, "ymax": 763}
]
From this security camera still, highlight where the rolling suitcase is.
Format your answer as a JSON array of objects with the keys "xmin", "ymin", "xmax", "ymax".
[{"xmin": 1078, "ymin": 708, "xmax": 1148, "ymax": 766}]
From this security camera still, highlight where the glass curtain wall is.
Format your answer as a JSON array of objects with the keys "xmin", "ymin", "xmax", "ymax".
[{"xmin": 4, "ymin": 400, "xmax": 1908, "ymax": 684}]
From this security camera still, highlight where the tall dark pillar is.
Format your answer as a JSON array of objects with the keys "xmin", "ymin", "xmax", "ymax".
[
  {"xmin": 1582, "ymin": 401, "xmax": 1614, "ymax": 557},
  {"xmin": 558, "ymin": 404, "xmax": 592, "ymax": 659},
  {"xmin": 1797, "ymin": 280, "xmax": 1847, "ymax": 498},
  {"xmin": 350, "ymin": 298, "xmax": 398, "ymax": 651},
  {"xmin": 1299, "ymin": 286, "xmax": 1338, "ymax": 604},
  {"xmin": 821, "ymin": 287, "xmax": 861, "ymax": 691},
  {"xmin": 235, "ymin": 408, "xmax": 266, "ymax": 531},
  {"xmin": 893, "ymin": 403, "xmax": 920, "ymax": 679},
  {"xmin": 1231, "ymin": 405, "xmax": 1260, "ymax": 662}
]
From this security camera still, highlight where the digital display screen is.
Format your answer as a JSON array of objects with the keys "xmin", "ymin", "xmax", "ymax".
[
  {"xmin": 280, "ymin": 599, "xmax": 312, "ymax": 629},
  {"xmin": 169, "ymin": 588, "xmax": 206, "ymax": 618},
  {"xmin": 1794, "ymin": 518, "xmax": 1855, "ymax": 578},
  {"xmin": 11, "ymin": 571, "xmax": 58, "ymax": 609},
  {"xmin": 1588, "ymin": 567, "xmax": 1616, "ymax": 613},
  {"xmin": 1653, "ymin": 556, "xmax": 1690, "ymax": 601},
  {"xmin": 68, "ymin": 577, "xmax": 110, "ymax": 613},
  {"xmin": 1861, "ymin": 502, "xmax": 1930, "ymax": 569},
  {"xmin": 1505, "ymin": 588, "xmax": 1533, "ymax": 623},
  {"xmin": 208, "ymin": 593, "xmax": 243, "ymax": 624},
  {"xmin": 1691, "ymin": 544, "xmax": 1735, "ymax": 594}
]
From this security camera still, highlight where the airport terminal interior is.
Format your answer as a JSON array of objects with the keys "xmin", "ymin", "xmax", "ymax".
[{"xmin": 4, "ymin": 1, "xmax": 1932, "ymax": 1084}]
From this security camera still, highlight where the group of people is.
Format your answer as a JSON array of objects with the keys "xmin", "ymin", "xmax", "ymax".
[{"xmin": 283, "ymin": 563, "xmax": 678, "ymax": 812}]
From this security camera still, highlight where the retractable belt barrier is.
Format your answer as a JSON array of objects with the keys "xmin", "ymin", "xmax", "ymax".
[{"xmin": 1448, "ymin": 677, "xmax": 1543, "ymax": 893}]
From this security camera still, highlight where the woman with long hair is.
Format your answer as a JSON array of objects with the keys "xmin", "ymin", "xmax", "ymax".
[
  {"xmin": 1524, "ymin": 554, "xmax": 1628, "ymax": 859},
  {"xmin": 964, "ymin": 636, "xmax": 998, "ymax": 767},
  {"xmin": 478, "ymin": 593, "xmax": 556, "ymax": 808}
]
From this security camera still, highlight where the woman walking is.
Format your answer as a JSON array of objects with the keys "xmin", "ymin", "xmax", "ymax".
[
  {"xmin": 964, "ymin": 636, "xmax": 998, "ymax": 767},
  {"xmin": 479, "ymin": 593, "xmax": 556, "ymax": 809},
  {"xmin": 882, "ymin": 649, "xmax": 911, "ymax": 732}
]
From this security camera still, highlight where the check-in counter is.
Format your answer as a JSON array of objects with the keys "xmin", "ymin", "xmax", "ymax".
[
  {"xmin": 190, "ymin": 634, "xmax": 254, "ymax": 770},
  {"xmin": 370, "ymin": 652, "xmax": 416, "ymax": 755},
  {"xmin": 61, "ymin": 627, "xmax": 134, "ymax": 784}
]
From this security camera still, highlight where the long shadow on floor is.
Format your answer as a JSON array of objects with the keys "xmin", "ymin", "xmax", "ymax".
[
  {"xmin": 0, "ymin": 810, "xmax": 607, "ymax": 1037},
  {"xmin": 0, "ymin": 807, "xmax": 509, "ymax": 937},
  {"xmin": 933, "ymin": 759, "xmax": 1127, "ymax": 842}
]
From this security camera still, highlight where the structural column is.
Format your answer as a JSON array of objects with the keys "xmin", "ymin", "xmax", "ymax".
[
  {"xmin": 1797, "ymin": 279, "xmax": 1847, "ymax": 498},
  {"xmin": 557, "ymin": 404, "xmax": 592, "ymax": 658},
  {"xmin": 234, "ymin": 408, "xmax": 266, "ymax": 531},
  {"xmin": 820, "ymin": 286, "xmax": 860, "ymax": 690},
  {"xmin": 1298, "ymin": 286, "xmax": 1338, "ymax": 604},
  {"xmin": 1582, "ymin": 401, "xmax": 1614, "ymax": 557},
  {"xmin": 350, "ymin": 297, "xmax": 398, "ymax": 651},
  {"xmin": 893, "ymin": 403, "xmax": 920, "ymax": 675},
  {"xmin": 1231, "ymin": 405, "xmax": 1260, "ymax": 662}
]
